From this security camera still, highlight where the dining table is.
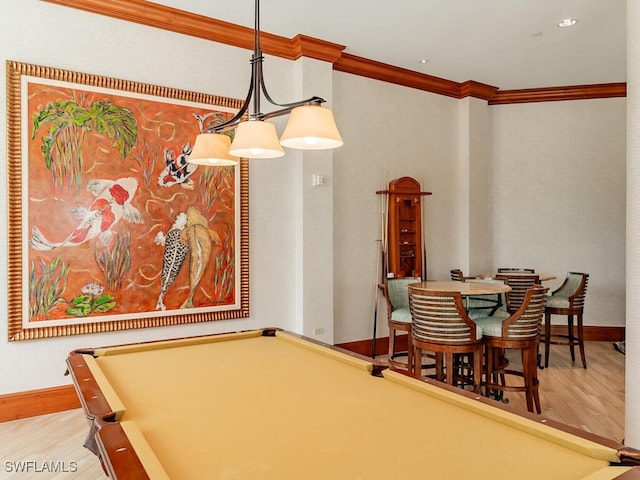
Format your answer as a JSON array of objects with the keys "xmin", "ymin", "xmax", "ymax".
[
  {"xmin": 409, "ymin": 280, "xmax": 511, "ymax": 296},
  {"xmin": 409, "ymin": 280, "xmax": 511, "ymax": 317}
]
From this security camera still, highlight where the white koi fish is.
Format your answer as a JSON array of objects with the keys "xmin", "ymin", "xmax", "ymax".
[{"xmin": 30, "ymin": 177, "xmax": 143, "ymax": 251}]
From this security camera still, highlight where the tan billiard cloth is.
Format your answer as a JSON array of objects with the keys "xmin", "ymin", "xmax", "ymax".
[{"xmin": 86, "ymin": 330, "xmax": 627, "ymax": 479}]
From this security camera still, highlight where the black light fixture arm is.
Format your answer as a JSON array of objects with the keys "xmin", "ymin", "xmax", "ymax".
[{"xmin": 206, "ymin": 0, "xmax": 326, "ymax": 134}]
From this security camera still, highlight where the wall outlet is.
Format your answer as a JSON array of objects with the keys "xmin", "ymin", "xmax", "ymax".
[{"xmin": 313, "ymin": 327, "xmax": 324, "ymax": 335}]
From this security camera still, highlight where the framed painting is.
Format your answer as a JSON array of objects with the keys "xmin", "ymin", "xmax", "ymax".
[{"xmin": 6, "ymin": 60, "xmax": 249, "ymax": 341}]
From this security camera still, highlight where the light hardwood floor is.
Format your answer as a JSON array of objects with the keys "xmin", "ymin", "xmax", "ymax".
[
  {"xmin": 0, "ymin": 341, "xmax": 625, "ymax": 479},
  {"xmin": 491, "ymin": 340, "xmax": 625, "ymax": 442}
]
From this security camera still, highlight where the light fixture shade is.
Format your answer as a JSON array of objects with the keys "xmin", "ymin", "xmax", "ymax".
[
  {"xmin": 188, "ymin": 133, "xmax": 238, "ymax": 166},
  {"xmin": 228, "ymin": 121, "xmax": 285, "ymax": 159},
  {"xmin": 280, "ymin": 105, "xmax": 344, "ymax": 150}
]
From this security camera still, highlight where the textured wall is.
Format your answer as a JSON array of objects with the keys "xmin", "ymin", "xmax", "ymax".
[
  {"xmin": 332, "ymin": 72, "xmax": 462, "ymax": 343},
  {"xmin": 626, "ymin": 0, "xmax": 640, "ymax": 449},
  {"xmin": 490, "ymin": 98, "xmax": 627, "ymax": 328}
]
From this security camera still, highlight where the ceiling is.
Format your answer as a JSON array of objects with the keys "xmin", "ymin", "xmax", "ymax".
[{"xmin": 152, "ymin": 0, "xmax": 626, "ymax": 91}]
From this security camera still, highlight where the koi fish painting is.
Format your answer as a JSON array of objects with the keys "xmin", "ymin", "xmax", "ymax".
[{"xmin": 6, "ymin": 61, "xmax": 249, "ymax": 341}]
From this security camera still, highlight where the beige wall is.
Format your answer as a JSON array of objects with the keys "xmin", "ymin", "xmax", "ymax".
[
  {"xmin": 331, "ymin": 73, "xmax": 462, "ymax": 343},
  {"xmin": 0, "ymin": 1, "xmax": 628, "ymax": 394},
  {"xmin": 490, "ymin": 99, "xmax": 627, "ymax": 327},
  {"xmin": 626, "ymin": 0, "xmax": 640, "ymax": 447}
]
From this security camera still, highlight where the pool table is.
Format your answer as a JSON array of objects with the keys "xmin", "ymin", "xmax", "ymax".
[{"xmin": 67, "ymin": 328, "xmax": 640, "ymax": 479}]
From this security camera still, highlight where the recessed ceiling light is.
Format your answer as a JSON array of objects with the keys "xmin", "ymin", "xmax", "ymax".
[
  {"xmin": 558, "ymin": 18, "xmax": 577, "ymax": 28},
  {"xmin": 418, "ymin": 58, "xmax": 430, "ymax": 64}
]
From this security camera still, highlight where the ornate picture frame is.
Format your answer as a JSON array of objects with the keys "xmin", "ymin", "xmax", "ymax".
[{"xmin": 7, "ymin": 60, "xmax": 249, "ymax": 341}]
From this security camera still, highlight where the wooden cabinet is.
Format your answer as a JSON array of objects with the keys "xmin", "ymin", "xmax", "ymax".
[{"xmin": 378, "ymin": 177, "xmax": 431, "ymax": 279}]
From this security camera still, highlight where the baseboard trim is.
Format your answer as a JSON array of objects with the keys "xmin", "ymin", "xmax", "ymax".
[
  {"xmin": 0, "ymin": 385, "xmax": 80, "ymax": 423},
  {"xmin": 336, "ymin": 326, "xmax": 625, "ymax": 357}
]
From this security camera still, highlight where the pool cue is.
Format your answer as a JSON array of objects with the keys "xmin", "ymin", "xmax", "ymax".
[
  {"xmin": 372, "ymin": 187, "xmax": 389, "ymax": 358},
  {"xmin": 421, "ymin": 201, "xmax": 427, "ymax": 281},
  {"xmin": 371, "ymin": 239, "xmax": 382, "ymax": 358},
  {"xmin": 418, "ymin": 176, "xmax": 427, "ymax": 281}
]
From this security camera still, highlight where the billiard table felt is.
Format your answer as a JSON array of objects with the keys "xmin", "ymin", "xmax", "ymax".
[{"xmin": 88, "ymin": 330, "xmax": 627, "ymax": 479}]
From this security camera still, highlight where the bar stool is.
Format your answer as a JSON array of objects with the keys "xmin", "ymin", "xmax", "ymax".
[
  {"xmin": 474, "ymin": 285, "xmax": 548, "ymax": 413},
  {"xmin": 495, "ymin": 273, "xmax": 540, "ymax": 314},
  {"xmin": 542, "ymin": 272, "xmax": 589, "ymax": 368},
  {"xmin": 409, "ymin": 287, "xmax": 483, "ymax": 392},
  {"xmin": 380, "ymin": 277, "xmax": 421, "ymax": 372}
]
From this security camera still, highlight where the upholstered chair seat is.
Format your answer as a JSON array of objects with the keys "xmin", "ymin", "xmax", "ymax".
[
  {"xmin": 390, "ymin": 306, "xmax": 412, "ymax": 323},
  {"xmin": 545, "ymin": 296, "xmax": 571, "ymax": 308},
  {"xmin": 472, "ymin": 316, "xmax": 506, "ymax": 338}
]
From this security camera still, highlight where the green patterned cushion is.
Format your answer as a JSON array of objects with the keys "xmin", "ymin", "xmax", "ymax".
[
  {"xmin": 546, "ymin": 296, "xmax": 570, "ymax": 308},
  {"xmin": 554, "ymin": 273, "xmax": 583, "ymax": 297},
  {"xmin": 390, "ymin": 307, "xmax": 412, "ymax": 324},
  {"xmin": 468, "ymin": 309, "xmax": 509, "ymax": 321},
  {"xmin": 388, "ymin": 277, "xmax": 421, "ymax": 309},
  {"xmin": 466, "ymin": 296, "xmax": 498, "ymax": 309},
  {"xmin": 472, "ymin": 315, "xmax": 504, "ymax": 337}
]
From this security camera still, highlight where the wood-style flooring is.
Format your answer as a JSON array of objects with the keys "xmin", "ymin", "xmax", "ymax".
[{"xmin": 0, "ymin": 341, "xmax": 625, "ymax": 479}]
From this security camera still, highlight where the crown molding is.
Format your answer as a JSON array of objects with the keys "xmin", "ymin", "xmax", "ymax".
[
  {"xmin": 42, "ymin": 0, "xmax": 627, "ymax": 104},
  {"xmin": 459, "ymin": 81, "xmax": 500, "ymax": 101},
  {"xmin": 290, "ymin": 34, "xmax": 346, "ymax": 63},
  {"xmin": 43, "ymin": 0, "xmax": 256, "ymax": 50},
  {"xmin": 333, "ymin": 53, "xmax": 461, "ymax": 98},
  {"xmin": 40, "ymin": 0, "xmax": 345, "ymax": 62},
  {"xmin": 490, "ymin": 83, "xmax": 627, "ymax": 105}
]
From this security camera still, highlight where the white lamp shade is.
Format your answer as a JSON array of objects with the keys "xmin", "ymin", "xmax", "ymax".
[
  {"xmin": 188, "ymin": 133, "xmax": 238, "ymax": 166},
  {"xmin": 280, "ymin": 105, "xmax": 344, "ymax": 150},
  {"xmin": 228, "ymin": 121, "xmax": 285, "ymax": 158}
]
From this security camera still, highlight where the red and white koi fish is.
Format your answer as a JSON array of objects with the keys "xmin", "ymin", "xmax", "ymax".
[
  {"xmin": 158, "ymin": 143, "xmax": 198, "ymax": 190},
  {"xmin": 30, "ymin": 177, "xmax": 143, "ymax": 251}
]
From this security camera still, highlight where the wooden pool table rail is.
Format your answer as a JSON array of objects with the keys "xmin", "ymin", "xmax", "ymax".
[{"xmin": 96, "ymin": 423, "xmax": 151, "ymax": 480}]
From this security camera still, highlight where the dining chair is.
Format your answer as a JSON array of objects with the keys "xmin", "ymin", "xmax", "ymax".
[
  {"xmin": 379, "ymin": 277, "xmax": 421, "ymax": 372},
  {"xmin": 408, "ymin": 287, "xmax": 483, "ymax": 392},
  {"xmin": 473, "ymin": 285, "xmax": 548, "ymax": 413},
  {"xmin": 542, "ymin": 272, "xmax": 589, "ymax": 368},
  {"xmin": 450, "ymin": 269, "xmax": 472, "ymax": 281},
  {"xmin": 497, "ymin": 268, "xmax": 536, "ymax": 273},
  {"xmin": 495, "ymin": 273, "xmax": 540, "ymax": 314}
]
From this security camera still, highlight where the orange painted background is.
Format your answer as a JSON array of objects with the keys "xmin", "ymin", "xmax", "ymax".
[{"xmin": 27, "ymin": 81, "xmax": 238, "ymax": 323}]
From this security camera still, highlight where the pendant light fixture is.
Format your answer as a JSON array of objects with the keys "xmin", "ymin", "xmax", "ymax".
[{"xmin": 188, "ymin": 0, "xmax": 343, "ymax": 166}]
